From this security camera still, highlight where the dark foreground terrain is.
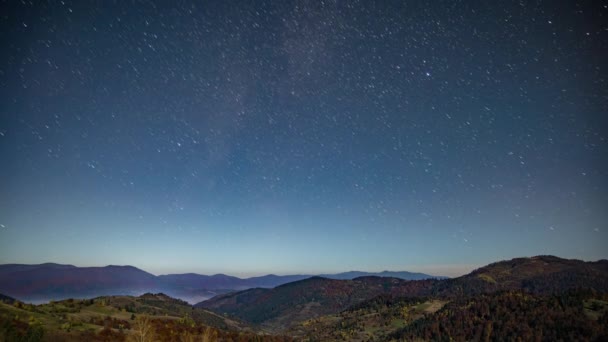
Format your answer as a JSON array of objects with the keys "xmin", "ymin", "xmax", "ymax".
[{"xmin": 1, "ymin": 255, "xmax": 608, "ymax": 341}]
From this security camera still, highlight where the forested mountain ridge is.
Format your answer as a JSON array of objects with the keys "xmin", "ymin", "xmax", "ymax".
[
  {"xmin": 197, "ymin": 255, "xmax": 608, "ymax": 337},
  {"xmin": 431, "ymin": 255, "xmax": 608, "ymax": 297}
]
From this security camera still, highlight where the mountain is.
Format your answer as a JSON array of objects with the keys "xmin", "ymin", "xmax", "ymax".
[
  {"xmin": 2, "ymin": 256, "xmax": 606, "ymax": 340},
  {"xmin": 157, "ymin": 273, "xmax": 247, "ymax": 290},
  {"xmin": 0, "ymin": 293, "xmax": 15, "ymax": 304},
  {"xmin": 0, "ymin": 263, "xmax": 442, "ymax": 304},
  {"xmin": 288, "ymin": 294, "xmax": 447, "ymax": 340},
  {"xmin": 0, "ymin": 263, "xmax": 77, "ymax": 276},
  {"xmin": 0, "ymin": 292, "xmax": 291, "ymax": 341},
  {"xmin": 390, "ymin": 290, "xmax": 608, "ymax": 341},
  {"xmin": 196, "ymin": 255, "xmax": 608, "ymax": 333},
  {"xmin": 0, "ymin": 264, "xmax": 157, "ymax": 303},
  {"xmin": 155, "ymin": 273, "xmax": 249, "ymax": 304},
  {"xmin": 196, "ymin": 276, "xmax": 439, "ymax": 331},
  {"xmin": 432, "ymin": 255, "xmax": 608, "ymax": 296},
  {"xmin": 242, "ymin": 274, "xmax": 312, "ymax": 287},
  {"xmin": 321, "ymin": 270, "xmax": 447, "ymax": 280},
  {"xmin": 291, "ymin": 289, "xmax": 608, "ymax": 341},
  {"xmin": 157, "ymin": 271, "xmax": 440, "ymax": 291}
]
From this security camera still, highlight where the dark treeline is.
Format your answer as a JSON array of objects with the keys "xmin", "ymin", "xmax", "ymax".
[{"xmin": 392, "ymin": 290, "xmax": 608, "ymax": 342}]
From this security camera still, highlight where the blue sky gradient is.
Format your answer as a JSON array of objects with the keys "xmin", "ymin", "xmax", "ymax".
[{"xmin": 1, "ymin": 1, "xmax": 606, "ymax": 277}]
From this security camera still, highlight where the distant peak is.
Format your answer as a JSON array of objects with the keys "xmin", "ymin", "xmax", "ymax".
[
  {"xmin": 141, "ymin": 292, "xmax": 174, "ymax": 298},
  {"xmin": 105, "ymin": 265, "xmax": 138, "ymax": 269},
  {"xmin": 39, "ymin": 263, "xmax": 76, "ymax": 268}
]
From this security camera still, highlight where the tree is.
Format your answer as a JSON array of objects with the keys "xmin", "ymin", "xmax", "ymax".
[{"xmin": 129, "ymin": 315, "xmax": 154, "ymax": 342}]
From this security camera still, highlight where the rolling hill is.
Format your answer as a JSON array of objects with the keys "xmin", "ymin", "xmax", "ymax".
[
  {"xmin": 290, "ymin": 289, "xmax": 608, "ymax": 341},
  {"xmin": 196, "ymin": 276, "xmax": 439, "ymax": 331},
  {"xmin": 0, "ymin": 293, "xmax": 15, "ymax": 304},
  {"xmin": 432, "ymin": 255, "xmax": 608, "ymax": 296},
  {"xmin": 0, "ymin": 292, "xmax": 291, "ymax": 341},
  {"xmin": 1, "ymin": 255, "xmax": 607, "ymax": 341},
  {"xmin": 196, "ymin": 255, "xmax": 608, "ymax": 333},
  {"xmin": 0, "ymin": 263, "xmax": 442, "ymax": 304},
  {"xmin": 321, "ymin": 270, "xmax": 447, "ymax": 281},
  {"xmin": 0, "ymin": 264, "xmax": 157, "ymax": 303}
]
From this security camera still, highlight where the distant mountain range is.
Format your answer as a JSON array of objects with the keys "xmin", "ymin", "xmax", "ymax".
[
  {"xmin": 1, "ymin": 255, "xmax": 607, "ymax": 341},
  {"xmin": 320, "ymin": 270, "xmax": 445, "ymax": 281},
  {"xmin": 0, "ymin": 263, "xmax": 444, "ymax": 304}
]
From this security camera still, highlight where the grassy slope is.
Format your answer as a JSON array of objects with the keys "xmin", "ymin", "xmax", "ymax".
[
  {"xmin": 288, "ymin": 296, "xmax": 447, "ymax": 341},
  {"xmin": 0, "ymin": 293, "xmax": 255, "ymax": 341}
]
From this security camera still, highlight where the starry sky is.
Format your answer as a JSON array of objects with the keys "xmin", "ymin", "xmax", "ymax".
[{"xmin": 0, "ymin": 1, "xmax": 606, "ymax": 277}]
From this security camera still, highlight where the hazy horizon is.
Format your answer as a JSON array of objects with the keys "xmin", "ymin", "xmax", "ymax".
[
  {"xmin": 3, "ymin": 254, "xmax": 608, "ymax": 279},
  {"xmin": 0, "ymin": 258, "xmax": 476, "ymax": 278}
]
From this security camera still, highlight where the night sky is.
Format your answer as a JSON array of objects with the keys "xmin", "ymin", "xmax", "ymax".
[{"xmin": 0, "ymin": 1, "xmax": 606, "ymax": 277}]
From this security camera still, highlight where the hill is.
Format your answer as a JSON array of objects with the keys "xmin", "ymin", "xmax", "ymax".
[
  {"xmin": 282, "ymin": 256, "xmax": 608, "ymax": 341},
  {"xmin": 0, "ymin": 263, "xmax": 443, "ymax": 304},
  {"xmin": 288, "ymin": 294, "xmax": 447, "ymax": 340},
  {"xmin": 196, "ymin": 276, "xmax": 439, "ymax": 331},
  {"xmin": 0, "ymin": 292, "xmax": 291, "ymax": 341},
  {"xmin": 291, "ymin": 290, "xmax": 608, "ymax": 341},
  {"xmin": 392, "ymin": 290, "xmax": 608, "ymax": 341},
  {"xmin": 0, "ymin": 294, "xmax": 15, "ymax": 304},
  {"xmin": 197, "ymin": 255, "xmax": 608, "ymax": 333},
  {"xmin": 2, "ymin": 255, "xmax": 607, "ymax": 340},
  {"xmin": 432, "ymin": 255, "xmax": 608, "ymax": 296},
  {"xmin": 0, "ymin": 264, "xmax": 157, "ymax": 303},
  {"xmin": 321, "ymin": 270, "xmax": 447, "ymax": 280}
]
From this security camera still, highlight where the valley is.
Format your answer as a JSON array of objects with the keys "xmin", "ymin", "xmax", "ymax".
[{"xmin": 1, "ymin": 255, "xmax": 608, "ymax": 341}]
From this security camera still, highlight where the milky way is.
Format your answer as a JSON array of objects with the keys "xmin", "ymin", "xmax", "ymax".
[{"xmin": 0, "ymin": 1, "xmax": 606, "ymax": 276}]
